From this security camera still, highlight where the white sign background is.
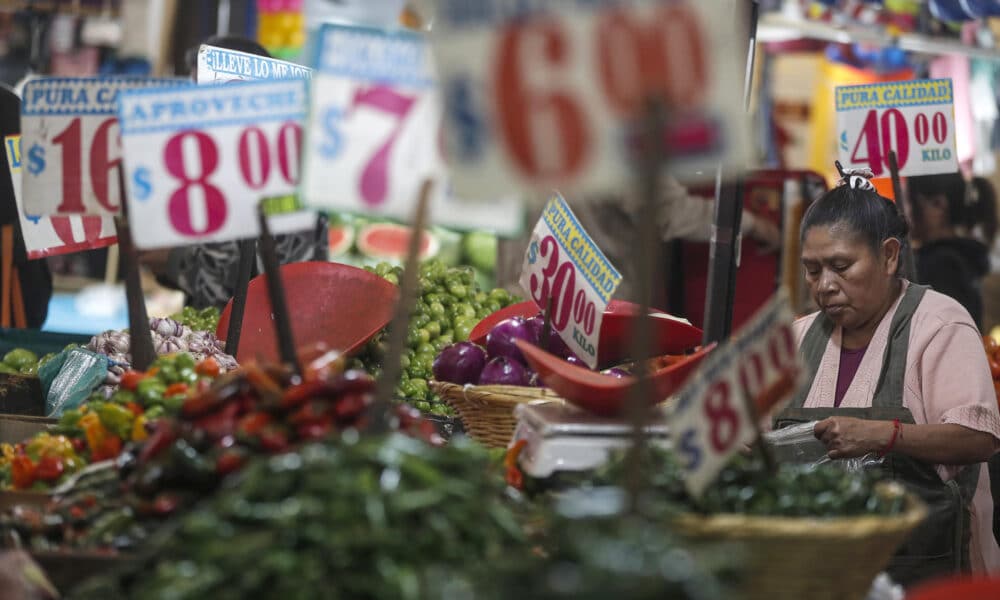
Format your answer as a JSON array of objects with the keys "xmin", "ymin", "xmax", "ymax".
[{"xmin": 196, "ymin": 45, "xmax": 314, "ymax": 84}]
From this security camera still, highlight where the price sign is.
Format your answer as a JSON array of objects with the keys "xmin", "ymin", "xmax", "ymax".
[
  {"xmin": 518, "ymin": 195, "xmax": 621, "ymax": 368},
  {"xmin": 5, "ymin": 135, "xmax": 116, "ymax": 259},
  {"xmin": 836, "ymin": 79, "xmax": 958, "ymax": 177},
  {"xmin": 21, "ymin": 77, "xmax": 182, "ymax": 217},
  {"xmin": 196, "ymin": 44, "xmax": 313, "ymax": 84},
  {"xmin": 301, "ymin": 23, "xmax": 524, "ymax": 235},
  {"xmin": 118, "ymin": 78, "xmax": 314, "ymax": 249},
  {"xmin": 430, "ymin": 0, "xmax": 750, "ymax": 198},
  {"xmin": 671, "ymin": 293, "xmax": 800, "ymax": 497}
]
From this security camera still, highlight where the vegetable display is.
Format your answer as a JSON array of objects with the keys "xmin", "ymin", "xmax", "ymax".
[
  {"xmin": 0, "ymin": 349, "xmax": 57, "ymax": 377},
  {"xmin": 355, "ymin": 260, "xmax": 518, "ymax": 415},
  {"xmin": 70, "ymin": 434, "xmax": 529, "ymax": 600},
  {"xmin": 169, "ymin": 307, "xmax": 221, "ymax": 334}
]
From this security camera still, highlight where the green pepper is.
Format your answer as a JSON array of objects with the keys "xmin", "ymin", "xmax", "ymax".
[
  {"xmin": 163, "ymin": 394, "xmax": 187, "ymax": 415},
  {"xmin": 95, "ymin": 403, "xmax": 135, "ymax": 440},
  {"xmin": 110, "ymin": 389, "xmax": 137, "ymax": 405},
  {"xmin": 3, "ymin": 348, "xmax": 37, "ymax": 370},
  {"xmin": 178, "ymin": 367, "xmax": 198, "ymax": 385},
  {"xmin": 58, "ymin": 409, "xmax": 84, "ymax": 429},
  {"xmin": 136, "ymin": 378, "xmax": 167, "ymax": 406},
  {"xmin": 175, "ymin": 353, "xmax": 196, "ymax": 371},
  {"xmin": 144, "ymin": 405, "xmax": 166, "ymax": 420},
  {"xmin": 0, "ymin": 364, "xmax": 18, "ymax": 375}
]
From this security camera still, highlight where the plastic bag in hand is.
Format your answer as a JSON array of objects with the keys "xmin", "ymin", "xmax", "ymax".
[{"xmin": 764, "ymin": 421, "xmax": 884, "ymax": 472}]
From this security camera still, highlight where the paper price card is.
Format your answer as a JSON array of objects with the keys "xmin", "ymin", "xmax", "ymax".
[
  {"xmin": 5, "ymin": 135, "xmax": 116, "ymax": 259},
  {"xmin": 21, "ymin": 77, "xmax": 183, "ymax": 217},
  {"xmin": 196, "ymin": 44, "xmax": 313, "ymax": 84},
  {"xmin": 118, "ymin": 78, "xmax": 314, "ymax": 249},
  {"xmin": 429, "ymin": 0, "xmax": 751, "ymax": 199},
  {"xmin": 302, "ymin": 23, "xmax": 524, "ymax": 235},
  {"xmin": 671, "ymin": 293, "xmax": 800, "ymax": 497},
  {"xmin": 836, "ymin": 79, "xmax": 958, "ymax": 177},
  {"xmin": 518, "ymin": 195, "xmax": 621, "ymax": 368}
]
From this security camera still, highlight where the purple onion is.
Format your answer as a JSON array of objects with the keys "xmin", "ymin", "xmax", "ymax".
[
  {"xmin": 602, "ymin": 368, "xmax": 630, "ymax": 379},
  {"xmin": 432, "ymin": 342, "xmax": 488, "ymax": 385},
  {"xmin": 479, "ymin": 356, "xmax": 530, "ymax": 386},
  {"xmin": 486, "ymin": 317, "xmax": 535, "ymax": 364}
]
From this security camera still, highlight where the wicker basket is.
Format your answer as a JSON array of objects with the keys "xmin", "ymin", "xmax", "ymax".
[
  {"xmin": 431, "ymin": 381, "xmax": 564, "ymax": 448},
  {"xmin": 672, "ymin": 489, "xmax": 927, "ymax": 600}
]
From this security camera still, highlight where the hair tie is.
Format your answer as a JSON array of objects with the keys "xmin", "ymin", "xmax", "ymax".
[{"xmin": 834, "ymin": 160, "xmax": 876, "ymax": 192}]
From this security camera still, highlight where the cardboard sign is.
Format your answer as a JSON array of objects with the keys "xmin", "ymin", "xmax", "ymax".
[
  {"xmin": 196, "ymin": 44, "xmax": 313, "ymax": 84},
  {"xmin": 836, "ymin": 79, "xmax": 958, "ymax": 177},
  {"xmin": 118, "ymin": 78, "xmax": 315, "ymax": 249},
  {"xmin": 429, "ymin": 0, "xmax": 751, "ymax": 198},
  {"xmin": 4, "ymin": 135, "xmax": 116, "ymax": 259},
  {"xmin": 301, "ymin": 23, "xmax": 524, "ymax": 235},
  {"xmin": 671, "ymin": 292, "xmax": 800, "ymax": 496},
  {"xmin": 21, "ymin": 77, "xmax": 182, "ymax": 217},
  {"xmin": 518, "ymin": 195, "xmax": 621, "ymax": 368}
]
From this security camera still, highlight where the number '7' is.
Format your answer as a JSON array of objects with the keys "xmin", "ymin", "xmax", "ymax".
[{"xmin": 350, "ymin": 86, "xmax": 417, "ymax": 207}]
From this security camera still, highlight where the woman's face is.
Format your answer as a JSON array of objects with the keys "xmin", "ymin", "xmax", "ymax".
[{"xmin": 801, "ymin": 224, "xmax": 900, "ymax": 332}]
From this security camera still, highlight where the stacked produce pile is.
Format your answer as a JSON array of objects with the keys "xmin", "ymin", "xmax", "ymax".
[
  {"xmin": 70, "ymin": 434, "xmax": 529, "ymax": 599},
  {"xmin": 984, "ymin": 335, "xmax": 1000, "ymax": 406},
  {"xmin": 2, "ymin": 352, "xmax": 441, "ymax": 553},
  {"xmin": 432, "ymin": 313, "xmax": 628, "ymax": 388},
  {"xmin": 0, "ymin": 349, "xmax": 59, "ymax": 377},
  {"xmin": 87, "ymin": 318, "xmax": 236, "ymax": 394},
  {"xmin": 356, "ymin": 260, "xmax": 518, "ymax": 415},
  {"xmin": 0, "ymin": 354, "xmax": 222, "ymax": 492},
  {"xmin": 168, "ymin": 307, "xmax": 221, "ymax": 335}
]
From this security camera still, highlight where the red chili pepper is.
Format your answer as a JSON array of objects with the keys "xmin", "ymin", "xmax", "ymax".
[
  {"xmin": 296, "ymin": 420, "xmax": 333, "ymax": 441},
  {"xmin": 11, "ymin": 455, "xmax": 36, "ymax": 489},
  {"xmin": 35, "ymin": 455, "xmax": 65, "ymax": 482},
  {"xmin": 196, "ymin": 357, "xmax": 220, "ymax": 377},
  {"xmin": 71, "ymin": 438, "xmax": 87, "ymax": 454},
  {"xmin": 288, "ymin": 401, "xmax": 329, "ymax": 426},
  {"xmin": 245, "ymin": 365, "xmax": 284, "ymax": 406},
  {"xmin": 152, "ymin": 492, "xmax": 182, "ymax": 516},
  {"xmin": 237, "ymin": 412, "xmax": 273, "ymax": 437},
  {"xmin": 259, "ymin": 426, "xmax": 289, "ymax": 453},
  {"xmin": 194, "ymin": 402, "xmax": 241, "ymax": 441},
  {"xmin": 92, "ymin": 436, "xmax": 123, "ymax": 462},
  {"xmin": 280, "ymin": 381, "xmax": 331, "ymax": 410},
  {"xmin": 69, "ymin": 506, "xmax": 87, "ymax": 520},
  {"xmin": 139, "ymin": 421, "xmax": 179, "ymax": 464},
  {"xmin": 165, "ymin": 382, "xmax": 190, "ymax": 398},
  {"xmin": 215, "ymin": 449, "xmax": 247, "ymax": 476},
  {"xmin": 124, "ymin": 402, "xmax": 144, "ymax": 417},
  {"xmin": 332, "ymin": 392, "xmax": 371, "ymax": 422},
  {"xmin": 121, "ymin": 371, "xmax": 146, "ymax": 391}
]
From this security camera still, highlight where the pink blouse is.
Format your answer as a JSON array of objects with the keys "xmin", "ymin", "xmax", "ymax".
[{"xmin": 792, "ymin": 282, "xmax": 1000, "ymax": 574}]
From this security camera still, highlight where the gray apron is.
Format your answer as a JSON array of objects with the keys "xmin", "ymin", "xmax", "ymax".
[{"xmin": 774, "ymin": 284, "xmax": 980, "ymax": 586}]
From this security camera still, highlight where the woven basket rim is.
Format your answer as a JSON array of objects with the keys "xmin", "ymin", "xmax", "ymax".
[{"xmin": 673, "ymin": 494, "xmax": 927, "ymax": 539}]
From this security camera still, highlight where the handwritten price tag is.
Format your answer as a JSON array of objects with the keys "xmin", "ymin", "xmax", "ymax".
[
  {"xmin": 196, "ymin": 44, "xmax": 313, "ymax": 84},
  {"xmin": 836, "ymin": 79, "xmax": 958, "ymax": 177},
  {"xmin": 430, "ymin": 0, "xmax": 750, "ymax": 198},
  {"xmin": 5, "ymin": 135, "xmax": 116, "ymax": 259},
  {"xmin": 301, "ymin": 23, "xmax": 524, "ymax": 235},
  {"xmin": 518, "ymin": 195, "xmax": 621, "ymax": 368},
  {"xmin": 21, "ymin": 77, "xmax": 182, "ymax": 217},
  {"xmin": 671, "ymin": 292, "xmax": 800, "ymax": 497},
  {"xmin": 118, "ymin": 78, "xmax": 314, "ymax": 249}
]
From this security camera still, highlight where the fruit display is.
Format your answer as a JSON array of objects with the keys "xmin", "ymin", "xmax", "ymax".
[
  {"xmin": 355, "ymin": 260, "xmax": 518, "ymax": 415},
  {"xmin": 984, "ymin": 335, "xmax": 1000, "ymax": 407},
  {"xmin": 70, "ymin": 433, "xmax": 530, "ymax": 599},
  {"xmin": 86, "ymin": 318, "xmax": 237, "ymax": 394},
  {"xmin": 0, "ymin": 354, "xmax": 222, "ymax": 492},
  {"xmin": 0, "ymin": 348, "xmax": 57, "ymax": 377},
  {"xmin": 168, "ymin": 307, "xmax": 221, "ymax": 334}
]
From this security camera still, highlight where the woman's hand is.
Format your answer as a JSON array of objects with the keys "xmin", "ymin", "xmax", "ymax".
[{"xmin": 813, "ymin": 417, "xmax": 892, "ymax": 459}]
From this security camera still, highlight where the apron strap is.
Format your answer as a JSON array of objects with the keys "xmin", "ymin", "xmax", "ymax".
[
  {"xmin": 871, "ymin": 284, "xmax": 928, "ymax": 409},
  {"xmin": 787, "ymin": 311, "xmax": 835, "ymax": 410}
]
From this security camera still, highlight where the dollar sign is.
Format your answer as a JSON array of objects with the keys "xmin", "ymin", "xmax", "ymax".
[
  {"xmin": 27, "ymin": 144, "xmax": 45, "ymax": 176},
  {"xmin": 320, "ymin": 107, "xmax": 344, "ymax": 159},
  {"xmin": 132, "ymin": 167, "xmax": 153, "ymax": 201}
]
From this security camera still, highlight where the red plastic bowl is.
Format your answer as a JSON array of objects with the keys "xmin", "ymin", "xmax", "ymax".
[
  {"xmin": 516, "ymin": 339, "xmax": 714, "ymax": 417},
  {"xmin": 217, "ymin": 261, "xmax": 398, "ymax": 364},
  {"xmin": 471, "ymin": 300, "xmax": 703, "ymax": 368}
]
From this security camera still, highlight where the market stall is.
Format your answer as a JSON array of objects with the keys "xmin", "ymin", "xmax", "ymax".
[{"xmin": 1, "ymin": 1, "xmax": 1000, "ymax": 598}]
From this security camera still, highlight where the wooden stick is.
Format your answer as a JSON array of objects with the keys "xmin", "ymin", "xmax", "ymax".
[
  {"xmin": 256, "ymin": 205, "xmax": 301, "ymax": 376},
  {"xmin": 1, "ymin": 225, "xmax": 12, "ymax": 328},
  {"xmin": 887, "ymin": 151, "xmax": 916, "ymax": 281},
  {"xmin": 371, "ymin": 180, "xmax": 433, "ymax": 433},
  {"xmin": 115, "ymin": 217, "xmax": 155, "ymax": 372},
  {"xmin": 224, "ymin": 238, "xmax": 256, "ymax": 357},
  {"xmin": 11, "ymin": 266, "xmax": 26, "ymax": 328},
  {"xmin": 104, "ymin": 243, "xmax": 119, "ymax": 285}
]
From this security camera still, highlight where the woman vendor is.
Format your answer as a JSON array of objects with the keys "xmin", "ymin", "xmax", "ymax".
[{"xmin": 773, "ymin": 165, "xmax": 1000, "ymax": 584}]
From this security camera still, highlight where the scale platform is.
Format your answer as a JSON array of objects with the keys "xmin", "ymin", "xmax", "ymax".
[{"xmin": 511, "ymin": 402, "xmax": 671, "ymax": 478}]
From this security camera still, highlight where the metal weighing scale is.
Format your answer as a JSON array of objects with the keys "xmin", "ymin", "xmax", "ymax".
[{"xmin": 511, "ymin": 402, "xmax": 671, "ymax": 479}]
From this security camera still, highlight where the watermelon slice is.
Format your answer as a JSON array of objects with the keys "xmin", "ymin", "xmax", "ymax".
[
  {"xmin": 328, "ymin": 224, "xmax": 354, "ymax": 257},
  {"xmin": 357, "ymin": 223, "xmax": 439, "ymax": 263}
]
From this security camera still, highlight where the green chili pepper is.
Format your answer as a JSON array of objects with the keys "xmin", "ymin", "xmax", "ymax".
[{"xmin": 95, "ymin": 403, "xmax": 135, "ymax": 440}]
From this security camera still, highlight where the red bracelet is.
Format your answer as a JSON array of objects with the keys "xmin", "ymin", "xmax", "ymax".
[{"xmin": 879, "ymin": 419, "xmax": 901, "ymax": 457}]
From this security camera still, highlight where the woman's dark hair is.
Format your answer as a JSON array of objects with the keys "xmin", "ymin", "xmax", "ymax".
[
  {"xmin": 969, "ymin": 177, "xmax": 998, "ymax": 246},
  {"xmin": 800, "ymin": 184, "xmax": 911, "ymax": 276},
  {"xmin": 907, "ymin": 172, "xmax": 966, "ymax": 230}
]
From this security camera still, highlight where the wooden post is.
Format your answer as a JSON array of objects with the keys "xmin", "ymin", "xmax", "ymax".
[
  {"xmin": 224, "ymin": 238, "xmax": 256, "ymax": 357},
  {"xmin": 371, "ymin": 180, "xmax": 433, "ymax": 433},
  {"xmin": 887, "ymin": 150, "xmax": 916, "ymax": 281},
  {"xmin": 116, "ymin": 166, "xmax": 155, "ymax": 371},
  {"xmin": 256, "ymin": 205, "xmax": 301, "ymax": 375}
]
